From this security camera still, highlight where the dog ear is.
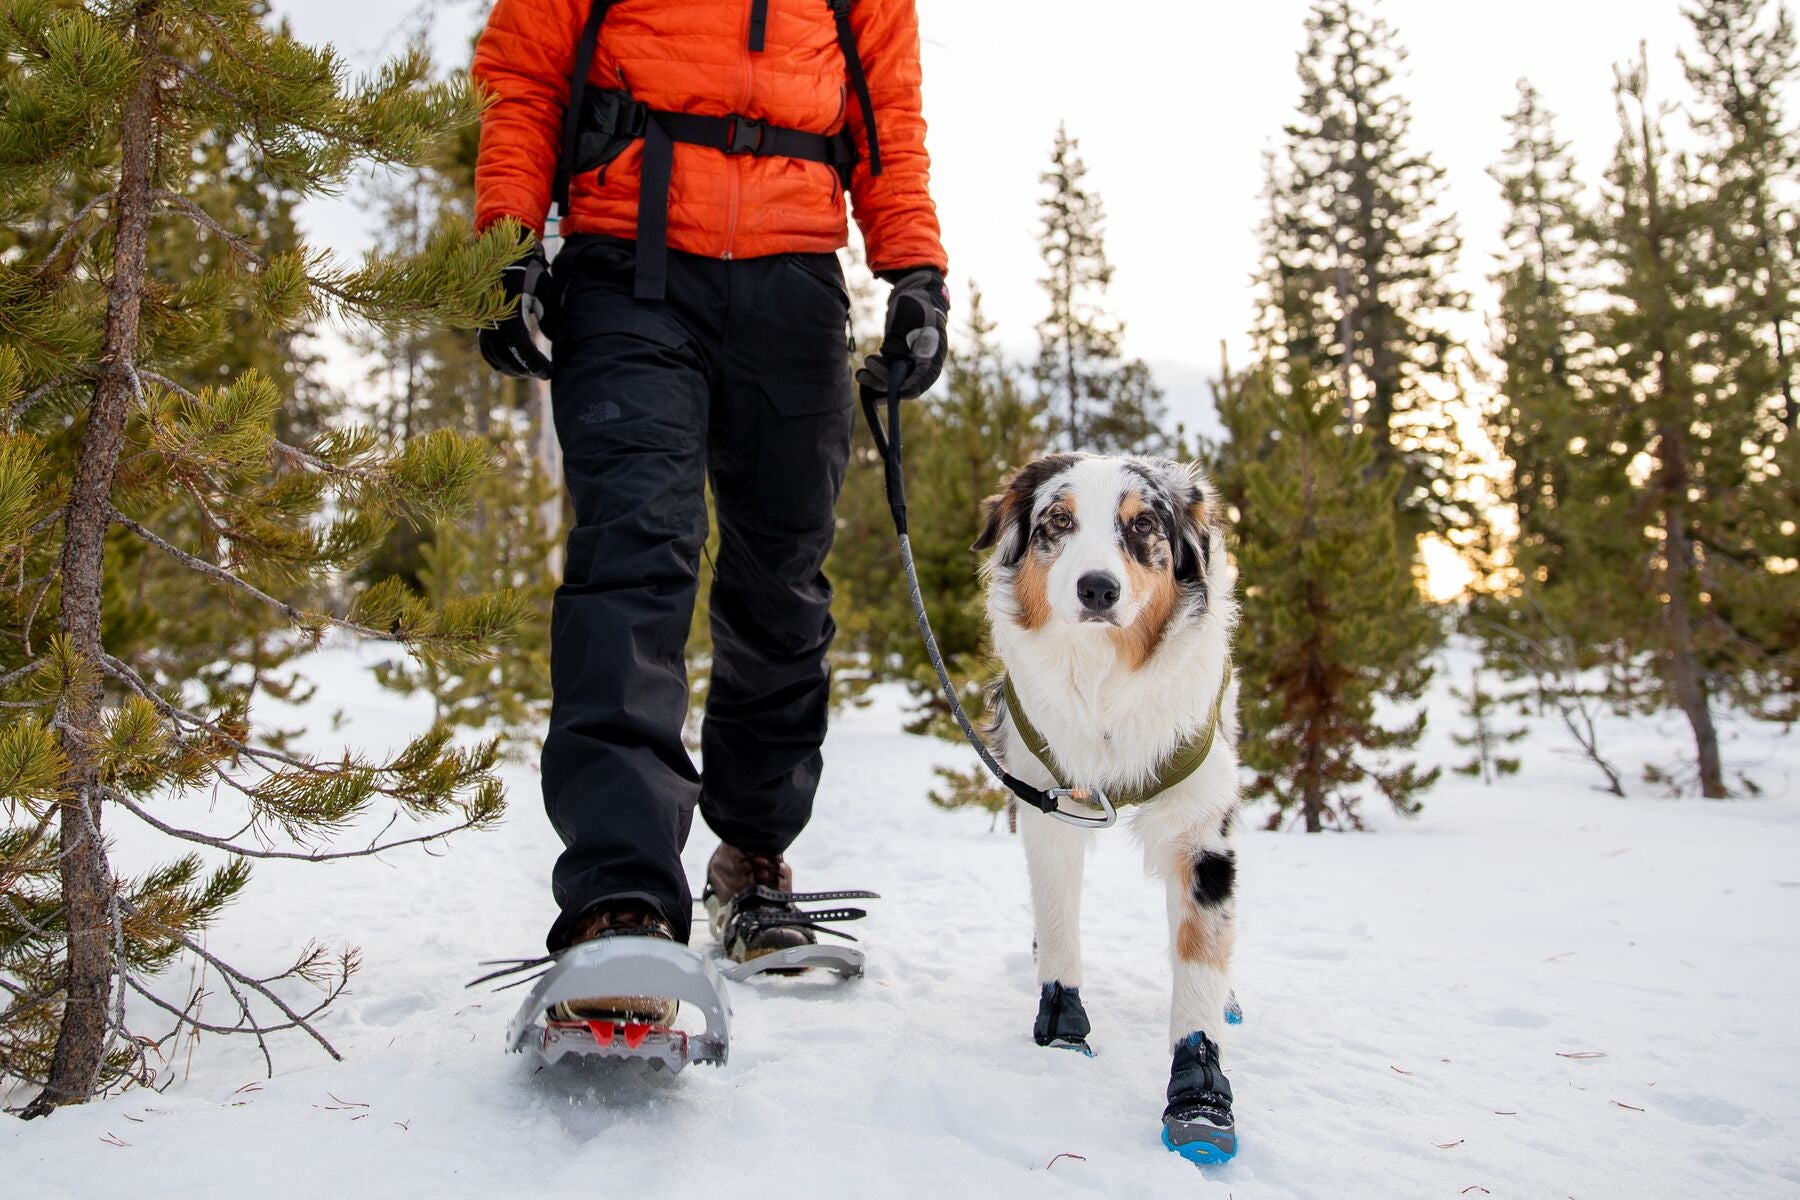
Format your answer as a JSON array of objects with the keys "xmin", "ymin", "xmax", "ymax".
[
  {"xmin": 972, "ymin": 487, "xmax": 1029, "ymax": 566},
  {"xmin": 1168, "ymin": 465, "xmax": 1222, "ymax": 587}
]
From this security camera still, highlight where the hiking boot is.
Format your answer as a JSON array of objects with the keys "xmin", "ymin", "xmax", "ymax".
[
  {"xmin": 703, "ymin": 843, "xmax": 815, "ymax": 964},
  {"xmin": 546, "ymin": 903, "xmax": 680, "ymax": 1026}
]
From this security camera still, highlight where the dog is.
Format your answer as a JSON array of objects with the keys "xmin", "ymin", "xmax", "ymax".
[{"xmin": 973, "ymin": 452, "xmax": 1242, "ymax": 1166}]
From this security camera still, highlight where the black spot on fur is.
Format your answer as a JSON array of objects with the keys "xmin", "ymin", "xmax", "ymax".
[
  {"xmin": 973, "ymin": 454, "xmax": 1081, "ymax": 566},
  {"xmin": 1219, "ymin": 808, "xmax": 1235, "ymax": 839},
  {"xmin": 1191, "ymin": 851, "xmax": 1236, "ymax": 909}
]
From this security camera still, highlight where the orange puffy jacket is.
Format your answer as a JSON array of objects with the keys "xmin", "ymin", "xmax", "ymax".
[{"xmin": 472, "ymin": 0, "xmax": 946, "ymax": 276}]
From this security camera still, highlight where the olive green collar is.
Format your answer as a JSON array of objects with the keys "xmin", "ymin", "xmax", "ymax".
[{"xmin": 1001, "ymin": 664, "xmax": 1232, "ymax": 809}]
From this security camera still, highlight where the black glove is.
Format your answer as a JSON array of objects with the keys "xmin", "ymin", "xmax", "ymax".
[
  {"xmin": 478, "ymin": 234, "xmax": 559, "ymax": 381},
  {"xmin": 856, "ymin": 267, "xmax": 949, "ymax": 398}
]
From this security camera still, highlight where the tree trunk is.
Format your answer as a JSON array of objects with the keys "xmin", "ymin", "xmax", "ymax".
[
  {"xmin": 1661, "ymin": 494, "xmax": 1726, "ymax": 798},
  {"xmin": 23, "ymin": 6, "xmax": 162, "ymax": 1119}
]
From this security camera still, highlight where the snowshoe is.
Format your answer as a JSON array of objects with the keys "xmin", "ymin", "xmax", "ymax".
[
  {"xmin": 471, "ymin": 938, "xmax": 732, "ymax": 1073},
  {"xmin": 1161, "ymin": 1030, "xmax": 1236, "ymax": 1165},
  {"xmin": 702, "ymin": 844, "xmax": 876, "ymax": 981},
  {"xmin": 708, "ymin": 884, "xmax": 877, "ymax": 981},
  {"xmin": 1033, "ymin": 982, "xmax": 1094, "ymax": 1056}
]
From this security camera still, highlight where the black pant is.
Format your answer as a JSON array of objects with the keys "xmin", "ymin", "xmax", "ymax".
[{"xmin": 542, "ymin": 234, "xmax": 854, "ymax": 951}]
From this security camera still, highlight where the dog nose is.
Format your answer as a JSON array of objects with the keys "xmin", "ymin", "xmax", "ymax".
[{"xmin": 1076, "ymin": 571, "xmax": 1120, "ymax": 612}]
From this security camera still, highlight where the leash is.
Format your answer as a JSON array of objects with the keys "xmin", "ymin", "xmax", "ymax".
[{"xmin": 859, "ymin": 361, "xmax": 1117, "ymax": 830}]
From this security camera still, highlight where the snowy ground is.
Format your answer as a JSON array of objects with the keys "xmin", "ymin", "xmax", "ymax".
[{"xmin": 5, "ymin": 641, "xmax": 1800, "ymax": 1198}]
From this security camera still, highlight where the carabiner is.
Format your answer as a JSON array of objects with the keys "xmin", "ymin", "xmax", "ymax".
[{"xmin": 1047, "ymin": 786, "xmax": 1118, "ymax": 829}]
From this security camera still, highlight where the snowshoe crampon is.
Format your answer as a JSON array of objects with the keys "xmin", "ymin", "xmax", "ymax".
[{"xmin": 473, "ymin": 938, "xmax": 732, "ymax": 1072}]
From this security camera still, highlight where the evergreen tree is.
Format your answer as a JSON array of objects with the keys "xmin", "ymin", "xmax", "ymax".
[
  {"xmin": 1684, "ymin": 0, "xmax": 1800, "ymax": 432},
  {"xmin": 353, "ymin": 52, "xmax": 560, "ymax": 750},
  {"xmin": 1584, "ymin": 49, "xmax": 1797, "ymax": 796},
  {"xmin": 0, "ymin": 0, "xmax": 522, "ymax": 1114},
  {"xmin": 1259, "ymin": 0, "xmax": 1469, "ymax": 538},
  {"xmin": 1226, "ymin": 359, "xmax": 1440, "ymax": 831},
  {"xmin": 1449, "ymin": 664, "xmax": 1525, "ymax": 783},
  {"xmin": 1033, "ymin": 124, "xmax": 1169, "ymax": 454}
]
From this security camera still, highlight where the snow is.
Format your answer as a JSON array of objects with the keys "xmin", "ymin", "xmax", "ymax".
[{"xmin": 5, "ymin": 641, "xmax": 1800, "ymax": 1198}]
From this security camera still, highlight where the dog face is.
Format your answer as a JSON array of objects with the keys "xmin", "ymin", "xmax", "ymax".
[{"xmin": 974, "ymin": 454, "xmax": 1223, "ymax": 667}]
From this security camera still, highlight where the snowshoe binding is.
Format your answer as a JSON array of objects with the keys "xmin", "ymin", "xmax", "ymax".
[
  {"xmin": 469, "ymin": 905, "xmax": 731, "ymax": 1073},
  {"xmin": 1033, "ymin": 981, "xmax": 1094, "ymax": 1056},
  {"xmin": 702, "ymin": 844, "xmax": 877, "ymax": 982},
  {"xmin": 1161, "ymin": 1030, "xmax": 1236, "ymax": 1165}
]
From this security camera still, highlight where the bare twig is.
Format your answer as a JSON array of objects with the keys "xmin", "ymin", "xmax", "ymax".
[
  {"xmin": 116, "ymin": 897, "xmax": 345, "ymax": 1063},
  {"xmin": 39, "ymin": 191, "xmax": 118, "ymax": 276}
]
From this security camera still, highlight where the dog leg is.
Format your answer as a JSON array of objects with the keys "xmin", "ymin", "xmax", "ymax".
[
  {"xmin": 1019, "ymin": 806, "xmax": 1093, "ymax": 1052},
  {"xmin": 1159, "ymin": 842, "xmax": 1238, "ymax": 1162},
  {"xmin": 1165, "ymin": 844, "xmax": 1236, "ymax": 1047}
]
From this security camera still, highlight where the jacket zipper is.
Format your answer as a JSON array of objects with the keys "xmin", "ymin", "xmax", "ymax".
[{"xmin": 723, "ymin": 0, "xmax": 757, "ymax": 259}]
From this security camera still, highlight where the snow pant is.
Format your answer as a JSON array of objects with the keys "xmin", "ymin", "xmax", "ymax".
[{"xmin": 542, "ymin": 233, "xmax": 855, "ymax": 952}]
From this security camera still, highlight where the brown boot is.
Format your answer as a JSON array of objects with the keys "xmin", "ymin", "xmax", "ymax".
[
  {"xmin": 546, "ymin": 903, "xmax": 680, "ymax": 1026},
  {"xmin": 703, "ymin": 843, "xmax": 815, "ymax": 964}
]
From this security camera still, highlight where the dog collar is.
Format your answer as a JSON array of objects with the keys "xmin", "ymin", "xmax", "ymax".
[{"xmin": 1001, "ymin": 664, "xmax": 1232, "ymax": 810}]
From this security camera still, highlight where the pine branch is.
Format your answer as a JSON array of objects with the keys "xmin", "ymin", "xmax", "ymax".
[
  {"xmin": 0, "ymin": 657, "xmax": 44, "ymax": 691},
  {"xmin": 153, "ymin": 190, "xmax": 264, "ymax": 268},
  {"xmin": 38, "ymin": 191, "xmax": 118, "ymax": 279},
  {"xmin": 111, "ymin": 507, "xmax": 305, "ymax": 622},
  {"xmin": 5, "ymin": 372, "xmax": 94, "ymax": 430},
  {"xmin": 115, "ymin": 896, "xmax": 345, "ymax": 1064},
  {"xmin": 105, "ymin": 785, "xmax": 488, "ymax": 863}
]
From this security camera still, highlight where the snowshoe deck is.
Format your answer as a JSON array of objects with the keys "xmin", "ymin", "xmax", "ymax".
[
  {"xmin": 476, "ymin": 938, "xmax": 732, "ymax": 1072},
  {"xmin": 719, "ymin": 942, "xmax": 866, "ymax": 982}
]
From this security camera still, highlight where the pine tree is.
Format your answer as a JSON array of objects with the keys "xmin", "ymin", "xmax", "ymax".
[
  {"xmin": 1226, "ymin": 359, "xmax": 1440, "ymax": 831},
  {"xmin": 1685, "ymin": 0, "xmax": 1800, "ymax": 432},
  {"xmin": 1475, "ymin": 81, "xmax": 1645, "ymax": 708},
  {"xmin": 1680, "ymin": 0, "xmax": 1800, "ymax": 711},
  {"xmin": 352, "ymin": 50, "xmax": 561, "ymax": 750},
  {"xmin": 1449, "ymin": 665, "xmax": 1525, "ymax": 783},
  {"xmin": 0, "ymin": 1, "xmax": 523, "ymax": 1114},
  {"xmin": 1033, "ymin": 124, "xmax": 1169, "ymax": 454},
  {"xmin": 1259, "ymin": 0, "xmax": 1469, "ymax": 539},
  {"xmin": 1584, "ymin": 49, "xmax": 1797, "ymax": 796}
]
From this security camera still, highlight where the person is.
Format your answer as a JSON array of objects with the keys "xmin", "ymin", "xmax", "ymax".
[{"xmin": 471, "ymin": 0, "xmax": 949, "ymax": 1022}]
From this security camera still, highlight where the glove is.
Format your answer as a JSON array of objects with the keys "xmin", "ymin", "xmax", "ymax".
[
  {"xmin": 855, "ymin": 267, "xmax": 950, "ymax": 398},
  {"xmin": 478, "ymin": 234, "xmax": 559, "ymax": 380}
]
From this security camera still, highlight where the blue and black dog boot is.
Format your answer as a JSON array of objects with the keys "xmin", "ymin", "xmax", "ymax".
[
  {"xmin": 1032, "ymin": 982, "xmax": 1094, "ymax": 1056},
  {"xmin": 1162, "ymin": 1030, "xmax": 1236, "ymax": 1164}
]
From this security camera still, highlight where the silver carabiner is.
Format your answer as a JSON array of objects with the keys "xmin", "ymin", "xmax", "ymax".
[{"xmin": 1047, "ymin": 786, "xmax": 1118, "ymax": 829}]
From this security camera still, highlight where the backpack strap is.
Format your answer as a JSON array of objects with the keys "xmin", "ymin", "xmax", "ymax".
[
  {"xmin": 828, "ymin": 0, "xmax": 881, "ymax": 177},
  {"xmin": 553, "ymin": 0, "xmax": 620, "ymax": 218}
]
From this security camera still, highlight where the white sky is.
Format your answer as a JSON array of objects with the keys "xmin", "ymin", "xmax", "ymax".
[{"xmin": 277, "ymin": 0, "xmax": 1705, "ymax": 433}]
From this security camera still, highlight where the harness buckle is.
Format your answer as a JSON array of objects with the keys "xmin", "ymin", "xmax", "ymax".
[{"xmin": 725, "ymin": 115, "xmax": 767, "ymax": 156}]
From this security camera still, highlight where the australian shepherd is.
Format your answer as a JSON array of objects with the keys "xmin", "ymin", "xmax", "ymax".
[{"xmin": 973, "ymin": 453, "xmax": 1243, "ymax": 1166}]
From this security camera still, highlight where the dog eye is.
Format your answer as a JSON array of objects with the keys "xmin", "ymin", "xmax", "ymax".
[
  {"xmin": 1132, "ymin": 514, "xmax": 1156, "ymax": 536},
  {"xmin": 1048, "ymin": 510, "xmax": 1074, "ymax": 532}
]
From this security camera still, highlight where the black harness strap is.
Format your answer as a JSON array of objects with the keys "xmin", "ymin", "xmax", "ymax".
[
  {"xmin": 829, "ymin": 0, "xmax": 881, "ymax": 177},
  {"xmin": 630, "ymin": 106, "xmax": 855, "ymax": 299},
  {"xmin": 554, "ymin": 0, "xmax": 620, "ymax": 217},
  {"xmin": 749, "ymin": 0, "xmax": 769, "ymax": 52}
]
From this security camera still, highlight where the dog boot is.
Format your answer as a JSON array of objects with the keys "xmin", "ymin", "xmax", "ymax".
[
  {"xmin": 1162, "ymin": 1030, "xmax": 1236, "ymax": 1165},
  {"xmin": 1033, "ymin": 982, "xmax": 1094, "ymax": 1056},
  {"xmin": 545, "ymin": 903, "xmax": 680, "ymax": 1027}
]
